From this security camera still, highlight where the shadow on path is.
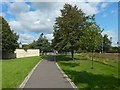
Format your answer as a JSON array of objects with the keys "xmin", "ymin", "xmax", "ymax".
[{"xmin": 43, "ymin": 56, "xmax": 55, "ymax": 61}]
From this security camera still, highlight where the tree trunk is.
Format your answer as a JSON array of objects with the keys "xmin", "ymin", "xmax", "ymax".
[
  {"xmin": 71, "ymin": 49, "xmax": 74, "ymax": 61},
  {"xmin": 91, "ymin": 51, "xmax": 94, "ymax": 69}
]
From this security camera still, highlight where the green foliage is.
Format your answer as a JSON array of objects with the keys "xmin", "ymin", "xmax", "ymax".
[
  {"xmin": 80, "ymin": 23, "xmax": 102, "ymax": 52},
  {"xmin": 37, "ymin": 33, "xmax": 51, "ymax": 52},
  {"xmin": 29, "ymin": 40, "xmax": 38, "ymax": 49},
  {"xmin": 1, "ymin": 16, "xmax": 19, "ymax": 53},
  {"xmin": 102, "ymin": 34, "xmax": 112, "ymax": 52},
  {"xmin": 108, "ymin": 46, "xmax": 120, "ymax": 53},
  {"xmin": 22, "ymin": 45, "xmax": 29, "ymax": 51},
  {"xmin": 52, "ymin": 4, "xmax": 89, "ymax": 59},
  {"xmin": 29, "ymin": 33, "xmax": 51, "ymax": 52}
]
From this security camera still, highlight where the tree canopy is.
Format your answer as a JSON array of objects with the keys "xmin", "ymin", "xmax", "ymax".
[
  {"xmin": 1, "ymin": 16, "xmax": 19, "ymax": 53},
  {"xmin": 80, "ymin": 23, "xmax": 102, "ymax": 52},
  {"xmin": 53, "ymin": 4, "xmax": 83, "ymax": 59},
  {"xmin": 52, "ymin": 4, "xmax": 98, "ymax": 59}
]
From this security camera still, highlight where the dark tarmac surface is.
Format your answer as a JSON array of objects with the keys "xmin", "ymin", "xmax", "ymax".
[{"xmin": 24, "ymin": 56, "xmax": 74, "ymax": 89}]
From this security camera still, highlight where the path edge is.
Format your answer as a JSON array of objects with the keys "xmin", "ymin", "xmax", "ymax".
[
  {"xmin": 19, "ymin": 59, "xmax": 43, "ymax": 88},
  {"xmin": 56, "ymin": 62, "xmax": 78, "ymax": 89}
]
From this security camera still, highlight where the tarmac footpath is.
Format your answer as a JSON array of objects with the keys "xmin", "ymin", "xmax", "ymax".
[{"xmin": 23, "ymin": 56, "xmax": 76, "ymax": 89}]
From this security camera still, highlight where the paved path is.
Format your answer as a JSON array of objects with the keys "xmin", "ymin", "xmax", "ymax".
[{"xmin": 24, "ymin": 56, "xmax": 75, "ymax": 89}]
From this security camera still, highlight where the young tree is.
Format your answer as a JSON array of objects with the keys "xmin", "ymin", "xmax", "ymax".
[
  {"xmin": 1, "ymin": 16, "xmax": 19, "ymax": 53},
  {"xmin": 52, "ymin": 4, "xmax": 89, "ymax": 60},
  {"xmin": 80, "ymin": 21, "xmax": 102, "ymax": 69}
]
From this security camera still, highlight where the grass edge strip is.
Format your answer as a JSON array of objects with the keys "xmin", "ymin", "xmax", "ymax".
[{"xmin": 56, "ymin": 62, "xmax": 78, "ymax": 89}]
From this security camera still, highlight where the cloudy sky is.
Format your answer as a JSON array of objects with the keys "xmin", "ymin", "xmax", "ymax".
[{"xmin": 1, "ymin": 1, "xmax": 118, "ymax": 46}]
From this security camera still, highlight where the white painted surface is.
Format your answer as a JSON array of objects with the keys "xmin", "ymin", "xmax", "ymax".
[{"xmin": 15, "ymin": 49, "xmax": 40, "ymax": 58}]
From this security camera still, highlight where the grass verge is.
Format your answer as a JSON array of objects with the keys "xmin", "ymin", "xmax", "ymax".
[
  {"xmin": 2, "ymin": 56, "xmax": 42, "ymax": 88},
  {"xmin": 0, "ymin": 61, "xmax": 2, "ymax": 89},
  {"xmin": 56, "ymin": 54, "xmax": 119, "ymax": 89}
]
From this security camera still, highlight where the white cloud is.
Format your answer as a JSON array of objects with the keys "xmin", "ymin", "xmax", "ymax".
[
  {"xmin": 2, "ymin": 0, "xmax": 120, "ymax": 2},
  {"xmin": 18, "ymin": 33, "xmax": 53, "ymax": 44},
  {"xmin": 101, "ymin": 3, "xmax": 108, "ymax": 9},
  {"xmin": 45, "ymin": 34, "xmax": 53, "ymax": 41},
  {"xmin": 102, "ymin": 13, "xmax": 107, "ymax": 17},
  {"xmin": 32, "ymin": 2, "xmax": 58, "ymax": 11},
  {"xmin": 20, "ymin": 33, "xmax": 32, "ymax": 40},
  {"xmin": 102, "ymin": 29, "xmax": 118, "ymax": 46},
  {"xmin": 7, "ymin": 2, "xmax": 102, "ymax": 44},
  {"xmin": 9, "ymin": 20, "xmax": 23, "ymax": 32},
  {"xmin": 9, "ymin": 10, "xmax": 53, "ymax": 33},
  {"xmin": 0, "ymin": 12, "xmax": 6, "ymax": 17},
  {"xmin": 9, "ymin": 2, "xmax": 101, "ymax": 34},
  {"xmin": 18, "ymin": 33, "xmax": 35, "ymax": 44},
  {"xmin": 33, "ymin": 2, "xmax": 100, "ymax": 16},
  {"xmin": 111, "ymin": 10, "xmax": 117, "ymax": 14},
  {"xmin": 8, "ymin": 2, "xmax": 30, "ymax": 16},
  {"xmin": 76, "ymin": 2, "xmax": 99, "ymax": 15}
]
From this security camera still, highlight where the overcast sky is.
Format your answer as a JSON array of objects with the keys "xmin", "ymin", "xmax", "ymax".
[{"xmin": 1, "ymin": 1, "xmax": 118, "ymax": 46}]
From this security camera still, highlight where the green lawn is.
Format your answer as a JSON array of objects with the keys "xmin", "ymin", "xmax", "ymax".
[
  {"xmin": 80, "ymin": 53, "xmax": 118, "ymax": 68},
  {"xmin": 0, "ymin": 61, "xmax": 2, "ymax": 89},
  {"xmin": 56, "ymin": 54, "xmax": 119, "ymax": 89},
  {"xmin": 2, "ymin": 56, "xmax": 42, "ymax": 88}
]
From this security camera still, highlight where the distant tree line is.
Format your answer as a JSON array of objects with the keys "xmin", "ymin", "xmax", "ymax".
[
  {"xmin": 1, "ymin": 16, "xmax": 51, "ymax": 56},
  {"xmin": 20, "ymin": 33, "xmax": 51, "ymax": 55},
  {"xmin": 28, "ymin": 33, "xmax": 52, "ymax": 53}
]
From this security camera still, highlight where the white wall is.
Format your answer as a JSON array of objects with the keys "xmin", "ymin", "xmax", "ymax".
[{"xmin": 15, "ymin": 49, "xmax": 40, "ymax": 58}]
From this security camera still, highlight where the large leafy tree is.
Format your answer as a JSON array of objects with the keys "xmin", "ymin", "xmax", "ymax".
[
  {"xmin": 52, "ymin": 4, "xmax": 89, "ymax": 60},
  {"xmin": 1, "ymin": 16, "xmax": 19, "ymax": 53}
]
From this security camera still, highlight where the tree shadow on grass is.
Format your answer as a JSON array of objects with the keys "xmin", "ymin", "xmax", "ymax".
[
  {"xmin": 60, "ymin": 62, "xmax": 80, "ymax": 67},
  {"xmin": 56, "ymin": 55, "xmax": 85, "ymax": 62},
  {"xmin": 64, "ymin": 69, "xmax": 119, "ymax": 89}
]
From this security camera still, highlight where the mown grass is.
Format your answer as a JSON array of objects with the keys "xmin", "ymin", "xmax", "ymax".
[
  {"xmin": 56, "ymin": 54, "xmax": 119, "ymax": 89},
  {"xmin": 0, "ymin": 61, "xmax": 2, "ymax": 89},
  {"xmin": 2, "ymin": 56, "xmax": 42, "ymax": 88}
]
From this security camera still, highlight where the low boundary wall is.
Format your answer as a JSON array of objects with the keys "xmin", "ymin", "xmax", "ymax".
[{"xmin": 15, "ymin": 49, "xmax": 40, "ymax": 58}]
